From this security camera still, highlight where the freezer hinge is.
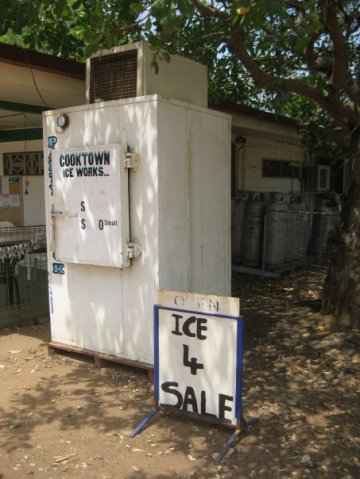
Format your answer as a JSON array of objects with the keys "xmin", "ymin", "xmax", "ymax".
[
  {"xmin": 126, "ymin": 239, "xmax": 141, "ymax": 260},
  {"xmin": 124, "ymin": 151, "xmax": 139, "ymax": 169}
]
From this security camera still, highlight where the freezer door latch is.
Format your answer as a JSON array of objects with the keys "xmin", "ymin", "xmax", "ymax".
[
  {"xmin": 126, "ymin": 239, "xmax": 141, "ymax": 260},
  {"xmin": 50, "ymin": 205, "xmax": 78, "ymax": 218},
  {"xmin": 124, "ymin": 151, "xmax": 140, "ymax": 169}
]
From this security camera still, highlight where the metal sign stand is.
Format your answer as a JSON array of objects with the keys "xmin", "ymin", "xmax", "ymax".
[
  {"xmin": 131, "ymin": 298, "xmax": 255, "ymax": 462},
  {"xmin": 131, "ymin": 408, "xmax": 254, "ymax": 462}
]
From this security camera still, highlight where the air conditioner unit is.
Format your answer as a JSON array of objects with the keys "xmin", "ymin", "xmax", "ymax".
[
  {"xmin": 86, "ymin": 42, "xmax": 208, "ymax": 107},
  {"xmin": 304, "ymin": 165, "xmax": 331, "ymax": 192}
]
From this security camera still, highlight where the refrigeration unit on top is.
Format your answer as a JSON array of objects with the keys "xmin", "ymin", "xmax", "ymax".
[
  {"xmin": 43, "ymin": 43, "xmax": 231, "ymax": 366},
  {"xmin": 86, "ymin": 41, "xmax": 208, "ymax": 107}
]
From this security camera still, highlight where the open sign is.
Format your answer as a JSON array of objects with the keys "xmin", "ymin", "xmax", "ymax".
[{"xmin": 155, "ymin": 290, "xmax": 243, "ymax": 427}]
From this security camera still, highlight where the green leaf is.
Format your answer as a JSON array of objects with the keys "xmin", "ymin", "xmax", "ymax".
[
  {"xmin": 177, "ymin": 0, "xmax": 194, "ymax": 18},
  {"xmin": 9, "ymin": 423, "xmax": 21, "ymax": 430},
  {"xmin": 130, "ymin": 3, "xmax": 144, "ymax": 15},
  {"xmin": 162, "ymin": 50, "xmax": 171, "ymax": 62},
  {"xmin": 151, "ymin": 57, "xmax": 159, "ymax": 74},
  {"xmin": 151, "ymin": 0, "xmax": 167, "ymax": 15},
  {"xmin": 294, "ymin": 36, "xmax": 309, "ymax": 54},
  {"xmin": 55, "ymin": 0, "xmax": 69, "ymax": 18}
]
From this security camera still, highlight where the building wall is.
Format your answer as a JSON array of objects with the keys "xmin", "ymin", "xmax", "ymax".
[
  {"xmin": 0, "ymin": 140, "xmax": 45, "ymax": 225},
  {"xmin": 0, "ymin": 56, "xmax": 86, "ymax": 227},
  {"xmin": 233, "ymin": 135, "xmax": 305, "ymax": 196}
]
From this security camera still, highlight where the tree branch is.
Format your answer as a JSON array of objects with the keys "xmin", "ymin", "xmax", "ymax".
[
  {"xmin": 188, "ymin": 0, "xmax": 359, "ymax": 126},
  {"xmin": 345, "ymin": 80, "xmax": 360, "ymax": 106},
  {"xmin": 305, "ymin": 30, "xmax": 331, "ymax": 74},
  {"xmin": 191, "ymin": 0, "xmax": 229, "ymax": 20},
  {"xmin": 324, "ymin": 1, "xmax": 349, "ymax": 91},
  {"xmin": 285, "ymin": 1, "xmax": 306, "ymax": 9},
  {"xmin": 229, "ymin": 28, "xmax": 358, "ymax": 126}
]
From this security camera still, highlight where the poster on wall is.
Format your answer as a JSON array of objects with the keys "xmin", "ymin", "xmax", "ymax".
[
  {"xmin": 1, "ymin": 177, "xmax": 9, "ymax": 195},
  {"xmin": 0, "ymin": 177, "xmax": 22, "ymax": 225}
]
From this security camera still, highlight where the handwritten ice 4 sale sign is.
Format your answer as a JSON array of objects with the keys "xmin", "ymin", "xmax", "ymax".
[{"xmin": 154, "ymin": 290, "xmax": 244, "ymax": 427}]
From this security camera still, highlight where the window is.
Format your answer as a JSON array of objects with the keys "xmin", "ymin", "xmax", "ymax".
[
  {"xmin": 262, "ymin": 159, "xmax": 299, "ymax": 179},
  {"xmin": 3, "ymin": 152, "xmax": 44, "ymax": 176}
]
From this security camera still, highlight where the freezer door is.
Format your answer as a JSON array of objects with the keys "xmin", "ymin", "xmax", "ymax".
[{"xmin": 51, "ymin": 144, "xmax": 130, "ymax": 268}]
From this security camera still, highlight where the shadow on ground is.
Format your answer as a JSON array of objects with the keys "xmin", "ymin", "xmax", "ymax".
[{"xmin": 0, "ymin": 270, "xmax": 358, "ymax": 478}]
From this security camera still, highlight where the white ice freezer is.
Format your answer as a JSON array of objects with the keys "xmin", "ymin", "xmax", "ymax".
[{"xmin": 43, "ymin": 94, "xmax": 231, "ymax": 365}]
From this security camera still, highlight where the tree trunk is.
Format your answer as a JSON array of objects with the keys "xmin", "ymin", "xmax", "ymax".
[{"xmin": 322, "ymin": 129, "xmax": 360, "ymax": 329}]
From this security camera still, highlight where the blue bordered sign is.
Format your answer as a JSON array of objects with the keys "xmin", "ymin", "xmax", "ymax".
[
  {"xmin": 154, "ymin": 290, "xmax": 243, "ymax": 427},
  {"xmin": 131, "ymin": 290, "xmax": 249, "ymax": 461}
]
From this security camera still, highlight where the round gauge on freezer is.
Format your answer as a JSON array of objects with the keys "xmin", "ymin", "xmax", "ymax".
[{"xmin": 56, "ymin": 113, "xmax": 69, "ymax": 129}]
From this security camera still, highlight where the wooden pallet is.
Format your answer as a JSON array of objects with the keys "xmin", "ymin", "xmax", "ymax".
[{"xmin": 48, "ymin": 341, "xmax": 154, "ymax": 381}]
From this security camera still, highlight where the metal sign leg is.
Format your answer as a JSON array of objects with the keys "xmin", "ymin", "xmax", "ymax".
[
  {"xmin": 216, "ymin": 416, "xmax": 258, "ymax": 462},
  {"xmin": 130, "ymin": 409, "xmax": 158, "ymax": 438}
]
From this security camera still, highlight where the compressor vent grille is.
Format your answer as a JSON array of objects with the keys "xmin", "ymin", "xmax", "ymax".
[{"xmin": 89, "ymin": 50, "xmax": 138, "ymax": 103}]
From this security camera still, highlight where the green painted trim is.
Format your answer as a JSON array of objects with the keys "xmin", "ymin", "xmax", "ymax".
[
  {"xmin": 0, "ymin": 128, "xmax": 43, "ymax": 142},
  {"xmin": 0, "ymin": 100, "xmax": 52, "ymax": 114}
]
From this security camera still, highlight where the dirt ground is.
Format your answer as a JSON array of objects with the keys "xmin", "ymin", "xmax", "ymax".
[{"xmin": 0, "ymin": 271, "xmax": 359, "ymax": 479}]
